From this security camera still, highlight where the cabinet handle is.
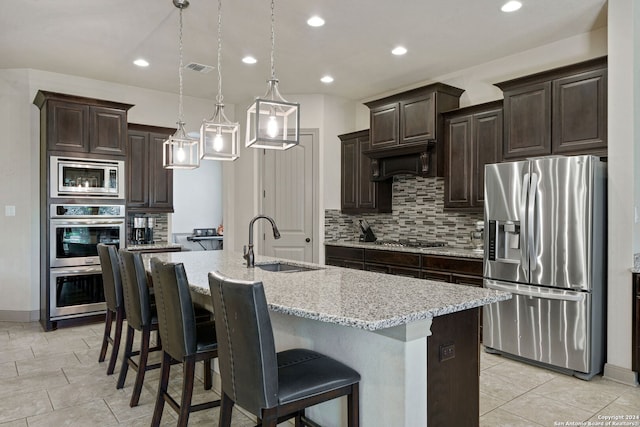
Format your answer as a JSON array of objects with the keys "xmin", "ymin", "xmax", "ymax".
[{"xmin": 305, "ymin": 238, "xmax": 311, "ymax": 243}]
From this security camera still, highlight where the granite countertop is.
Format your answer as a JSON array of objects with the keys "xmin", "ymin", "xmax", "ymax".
[
  {"xmin": 127, "ymin": 242, "xmax": 183, "ymax": 251},
  {"xmin": 325, "ymin": 240, "xmax": 484, "ymax": 259},
  {"xmin": 143, "ymin": 250, "xmax": 510, "ymax": 332}
]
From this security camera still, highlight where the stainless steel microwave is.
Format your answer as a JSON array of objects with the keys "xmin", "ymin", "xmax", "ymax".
[{"xmin": 50, "ymin": 156, "xmax": 125, "ymax": 198}]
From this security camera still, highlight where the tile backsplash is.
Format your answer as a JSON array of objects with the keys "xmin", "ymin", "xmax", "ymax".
[
  {"xmin": 325, "ymin": 176, "xmax": 483, "ymax": 249},
  {"xmin": 126, "ymin": 213, "xmax": 169, "ymax": 244}
]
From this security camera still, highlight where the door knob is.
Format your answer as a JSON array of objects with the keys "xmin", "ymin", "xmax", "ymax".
[{"xmin": 305, "ymin": 238, "xmax": 311, "ymax": 242}]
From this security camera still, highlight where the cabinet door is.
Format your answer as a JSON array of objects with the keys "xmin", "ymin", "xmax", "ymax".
[
  {"xmin": 401, "ymin": 92, "xmax": 435, "ymax": 144},
  {"xmin": 444, "ymin": 115, "xmax": 472, "ymax": 209},
  {"xmin": 341, "ymin": 138, "xmax": 358, "ymax": 210},
  {"xmin": 89, "ymin": 106, "xmax": 127, "ymax": 156},
  {"xmin": 126, "ymin": 131, "xmax": 149, "ymax": 209},
  {"xmin": 473, "ymin": 109, "xmax": 503, "ymax": 207},
  {"xmin": 47, "ymin": 100, "xmax": 89, "ymax": 153},
  {"xmin": 552, "ymin": 69, "xmax": 607, "ymax": 155},
  {"xmin": 357, "ymin": 140, "xmax": 377, "ymax": 209},
  {"xmin": 148, "ymin": 132, "xmax": 173, "ymax": 211},
  {"xmin": 422, "ymin": 270, "xmax": 453, "ymax": 282},
  {"xmin": 503, "ymin": 82, "xmax": 552, "ymax": 160},
  {"xmin": 365, "ymin": 263, "xmax": 391, "ymax": 274},
  {"xmin": 370, "ymin": 102, "xmax": 399, "ymax": 149}
]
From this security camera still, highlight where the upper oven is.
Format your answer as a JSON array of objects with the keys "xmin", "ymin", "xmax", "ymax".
[
  {"xmin": 51, "ymin": 156, "xmax": 125, "ymax": 198},
  {"xmin": 50, "ymin": 204, "xmax": 125, "ymax": 268}
]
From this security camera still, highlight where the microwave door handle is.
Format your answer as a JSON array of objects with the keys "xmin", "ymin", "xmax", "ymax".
[
  {"xmin": 528, "ymin": 173, "xmax": 539, "ymax": 271},
  {"xmin": 520, "ymin": 172, "xmax": 530, "ymax": 275}
]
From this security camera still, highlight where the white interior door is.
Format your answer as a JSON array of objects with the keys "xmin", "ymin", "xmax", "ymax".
[{"xmin": 262, "ymin": 131, "xmax": 315, "ymax": 262}]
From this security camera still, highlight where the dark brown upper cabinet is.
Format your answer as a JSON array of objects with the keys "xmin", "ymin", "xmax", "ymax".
[
  {"xmin": 364, "ymin": 83, "xmax": 464, "ymax": 179},
  {"xmin": 443, "ymin": 101, "xmax": 503, "ymax": 211},
  {"xmin": 496, "ymin": 57, "xmax": 607, "ymax": 160},
  {"xmin": 127, "ymin": 124, "xmax": 174, "ymax": 213},
  {"xmin": 33, "ymin": 91, "xmax": 132, "ymax": 157},
  {"xmin": 340, "ymin": 130, "xmax": 392, "ymax": 214}
]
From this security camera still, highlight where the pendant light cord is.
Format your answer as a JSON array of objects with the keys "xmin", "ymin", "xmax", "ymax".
[
  {"xmin": 216, "ymin": 0, "xmax": 223, "ymax": 104},
  {"xmin": 270, "ymin": 0, "xmax": 276, "ymax": 80},
  {"xmin": 178, "ymin": 6, "xmax": 185, "ymax": 125}
]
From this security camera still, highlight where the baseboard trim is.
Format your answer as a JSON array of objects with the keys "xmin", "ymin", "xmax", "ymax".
[
  {"xmin": 603, "ymin": 363, "xmax": 639, "ymax": 386},
  {"xmin": 0, "ymin": 310, "xmax": 39, "ymax": 323}
]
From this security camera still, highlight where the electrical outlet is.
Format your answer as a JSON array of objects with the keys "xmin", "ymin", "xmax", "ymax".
[{"xmin": 439, "ymin": 343, "xmax": 455, "ymax": 362}]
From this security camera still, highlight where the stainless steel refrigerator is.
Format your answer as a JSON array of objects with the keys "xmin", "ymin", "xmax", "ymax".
[{"xmin": 483, "ymin": 155, "xmax": 606, "ymax": 379}]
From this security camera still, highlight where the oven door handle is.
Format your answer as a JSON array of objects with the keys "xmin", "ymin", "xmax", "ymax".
[
  {"xmin": 51, "ymin": 219, "xmax": 125, "ymax": 226},
  {"xmin": 50, "ymin": 265, "xmax": 103, "ymax": 275}
]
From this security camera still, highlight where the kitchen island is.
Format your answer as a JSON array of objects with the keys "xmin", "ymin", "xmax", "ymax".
[{"xmin": 143, "ymin": 250, "xmax": 510, "ymax": 426}]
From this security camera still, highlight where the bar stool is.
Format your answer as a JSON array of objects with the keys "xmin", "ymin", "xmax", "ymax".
[
  {"xmin": 150, "ymin": 258, "xmax": 220, "ymax": 427},
  {"xmin": 208, "ymin": 271, "xmax": 361, "ymax": 427},
  {"xmin": 117, "ymin": 249, "xmax": 163, "ymax": 407},
  {"xmin": 96, "ymin": 243, "xmax": 124, "ymax": 375}
]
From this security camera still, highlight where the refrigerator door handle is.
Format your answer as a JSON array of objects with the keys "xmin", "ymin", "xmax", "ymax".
[
  {"xmin": 520, "ymin": 172, "xmax": 530, "ymax": 274},
  {"xmin": 485, "ymin": 280, "xmax": 586, "ymax": 302},
  {"xmin": 528, "ymin": 172, "xmax": 539, "ymax": 271}
]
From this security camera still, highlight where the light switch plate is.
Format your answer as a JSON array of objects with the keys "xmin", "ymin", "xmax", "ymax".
[{"xmin": 5, "ymin": 205, "xmax": 15, "ymax": 217}]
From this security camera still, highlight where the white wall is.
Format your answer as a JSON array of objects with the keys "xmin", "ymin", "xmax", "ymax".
[
  {"xmin": 172, "ymin": 160, "xmax": 223, "ymax": 234},
  {"xmin": 0, "ymin": 68, "xmax": 225, "ymax": 320}
]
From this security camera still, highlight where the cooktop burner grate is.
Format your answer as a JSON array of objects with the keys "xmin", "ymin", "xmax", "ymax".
[{"xmin": 373, "ymin": 240, "xmax": 446, "ymax": 248}]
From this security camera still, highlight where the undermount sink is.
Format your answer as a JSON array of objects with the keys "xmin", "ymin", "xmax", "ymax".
[{"xmin": 256, "ymin": 262, "xmax": 320, "ymax": 273}]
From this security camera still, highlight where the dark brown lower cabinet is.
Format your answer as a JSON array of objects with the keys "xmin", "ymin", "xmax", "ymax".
[
  {"xmin": 428, "ymin": 308, "xmax": 480, "ymax": 427},
  {"xmin": 633, "ymin": 273, "xmax": 640, "ymax": 373}
]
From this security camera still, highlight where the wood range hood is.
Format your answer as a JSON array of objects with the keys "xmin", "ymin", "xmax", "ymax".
[{"xmin": 362, "ymin": 140, "xmax": 437, "ymax": 181}]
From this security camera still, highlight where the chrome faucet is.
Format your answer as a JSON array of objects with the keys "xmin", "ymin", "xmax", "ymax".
[{"xmin": 243, "ymin": 215, "xmax": 281, "ymax": 267}]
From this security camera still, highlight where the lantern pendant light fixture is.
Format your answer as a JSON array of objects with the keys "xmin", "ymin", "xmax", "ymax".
[
  {"xmin": 246, "ymin": 0, "xmax": 300, "ymax": 150},
  {"xmin": 163, "ymin": 0, "xmax": 199, "ymax": 169},
  {"xmin": 199, "ymin": 0, "xmax": 239, "ymax": 161}
]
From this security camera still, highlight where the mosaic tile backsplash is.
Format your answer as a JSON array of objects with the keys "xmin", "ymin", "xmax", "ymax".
[{"xmin": 325, "ymin": 176, "xmax": 483, "ymax": 249}]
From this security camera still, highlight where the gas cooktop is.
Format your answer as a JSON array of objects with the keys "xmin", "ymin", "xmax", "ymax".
[{"xmin": 373, "ymin": 240, "xmax": 446, "ymax": 248}]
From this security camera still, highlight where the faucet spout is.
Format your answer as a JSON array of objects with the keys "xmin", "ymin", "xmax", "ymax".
[{"xmin": 244, "ymin": 215, "xmax": 281, "ymax": 267}]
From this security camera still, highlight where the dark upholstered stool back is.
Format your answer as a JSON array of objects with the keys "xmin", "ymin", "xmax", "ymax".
[
  {"xmin": 97, "ymin": 243, "xmax": 123, "ymax": 312},
  {"xmin": 208, "ymin": 272, "xmax": 279, "ymax": 416},
  {"xmin": 119, "ymin": 249, "xmax": 153, "ymax": 330},
  {"xmin": 150, "ymin": 258, "xmax": 198, "ymax": 360}
]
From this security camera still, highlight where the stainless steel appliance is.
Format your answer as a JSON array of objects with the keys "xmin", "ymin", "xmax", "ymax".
[
  {"xmin": 51, "ymin": 156, "xmax": 125, "ymax": 198},
  {"xmin": 483, "ymin": 155, "xmax": 606, "ymax": 379},
  {"xmin": 49, "ymin": 204, "xmax": 125, "ymax": 319},
  {"xmin": 131, "ymin": 217, "xmax": 155, "ymax": 244}
]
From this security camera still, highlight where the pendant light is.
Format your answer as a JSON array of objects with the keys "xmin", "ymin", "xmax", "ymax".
[
  {"xmin": 246, "ymin": 0, "xmax": 300, "ymax": 150},
  {"xmin": 163, "ymin": 0, "xmax": 199, "ymax": 169},
  {"xmin": 199, "ymin": 0, "xmax": 239, "ymax": 161}
]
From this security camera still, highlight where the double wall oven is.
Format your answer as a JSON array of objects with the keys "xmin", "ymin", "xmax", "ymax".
[{"xmin": 49, "ymin": 204, "xmax": 125, "ymax": 320}]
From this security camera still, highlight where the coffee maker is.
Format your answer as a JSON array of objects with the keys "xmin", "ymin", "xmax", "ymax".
[{"xmin": 132, "ymin": 217, "xmax": 154, "ymax": 244}]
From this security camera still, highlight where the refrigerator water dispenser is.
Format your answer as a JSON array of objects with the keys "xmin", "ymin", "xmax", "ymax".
[{"xmin": 487, "ymin": 220, "xmax": 521, "ymax": 262}]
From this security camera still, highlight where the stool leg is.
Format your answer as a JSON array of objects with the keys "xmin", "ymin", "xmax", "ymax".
[
  {"xmin": 98, "ymin": 310, "xmax": 112, "ymax": 363},
  {"xmin": 106, "ymin": 308, "xmax": 124, "ymax": 375},
  {"xmin": 203, "ymin": 358, "xmax": 212, "ymax": 390},
  {"xmin": 151, "ymin": 352, "xmax": 171, "ymax": 427},
  {"xmin": 129, "ymin": 326, "xmax": 150, "ymax": 407},
  {"xmin": 117, "ymin": 326, "xmax": 134, "ymax": 389},
  {"xmin": 177, "ymin": 357, "xmax": 196, "ymax": 427},
  {"xmin": 348, "ymin": 383, "xmax": 359, "ymax": 427},
  {"xmin": 219, "ymin": 391, "xmax": 235, "ymax": 427}
]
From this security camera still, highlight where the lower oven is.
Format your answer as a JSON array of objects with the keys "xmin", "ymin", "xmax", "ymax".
[
  {"xmin": 48, "ymin": 204, "xmax": 125, "ymax": 320},
  {"xmin": 50, "ymin": 265, "xmax": 106, "ymax": 319}
]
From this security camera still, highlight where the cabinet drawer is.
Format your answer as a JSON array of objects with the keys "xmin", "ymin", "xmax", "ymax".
[
  {"xmin": 422, "ymin": 270, "xmax": 452, "ymax": 282},
  {"xmin": 422, "ymin": 255, "xmax": 482, "ymax": 276},
  {"xmin": 452, "ymin": 274, "xmax": 483, "ymax": 287},
  {"xmin": 325, "ymin": 245, "xmax": 364, "ymax": 262},
  {"xmin": 365, "ymin": 249, "xmax": 421, "ymax": 268}
]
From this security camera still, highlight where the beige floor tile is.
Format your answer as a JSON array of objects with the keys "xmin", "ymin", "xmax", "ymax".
[
  {"xmin": 0, "ymin": 419, "xmax": 27, "ymax": 427},
  {"xmin": 62, "ymin": 360, "xmax": 121, "ymax": 384},
  {"xmin": 480, "ymin": 349, "xmax": 506, "ymax": 370},
  {"xmin": 47, "ymin": 376, "xmax": 125, "ymax": 410},
  {"xmin": 31, "ymin": 337, "xmax": 90, "ymax": 358},
  {"xmin": 612, "ymin": 388, "xmax": 640, "ymax": 413},
  {"xmin": 104, "ymin": 383, "xmax": 158, "ymax": 423},
  {"xmin": 0, "ymin": 348, "xmax": 34, "ymax": 365},
  {"xmin": 3, "ymin": 334, "xmax": 49, "ymax": 350},
  {"xmin": 16, "ymin": 352, "xmax": 81, "ymax": 376},
  {"xmin": 480, "ymin": 408, "xmax": 544, "ymax": 427},
  {"xmin": 482, "ymin": 357, "xmax": 558, "ymax": 390},
  {"xmin": 0, "ymin": 390, "xmax": 52, "ymax": 424},
  {"xmin": 0, "ymin": 370, "xmax": 68, "ymax": 399},
  {"xmin": 74, "ymin": 346, "xmax": 105, "ymax": 365},
  {"xmin": 480, "ymin": 369, "xmax": 533, "ymax": 402},
  {"xmin": 115, "ymin": 413, "xmax": 176, "ymax": 427},
  {"xmin": 480, "ymin": 391, "xmax": 507, "ymax": 416},
  {"xmin": 501, "ymin": 391, "xmax": 595, "ymax": 426},
  {"xmin": 0, "ymin": 361, "xmax": 17, "ymax": 379},
  {"xmin": 532, "ymin": 375, "xmax": 631, "ymax": 413},
  {"xmin": 27, "ymin": 399, "xmax": 119, "ymax": 427}
]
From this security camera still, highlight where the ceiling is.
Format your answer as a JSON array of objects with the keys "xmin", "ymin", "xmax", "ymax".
[{"xmin": 2, "ymin": 0, "xmax": 607, "ymax": 105}]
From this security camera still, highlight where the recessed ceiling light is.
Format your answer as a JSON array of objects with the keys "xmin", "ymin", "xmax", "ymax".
[
  {"xmin": 133, "ymin": 58, "xmax": 149, "ymax": 67},
  {"xmin": 391, "ymin": 46, "xmax": 407, "ymax": 56},
  {"xmin": 320, "ymin": 75, "xmax": 334, "ymax": 84},
  {"xmin": 501, "ymin": 1, "xmax": 522, "ymax": 12},
  {"xmin": 307, "ymin": 16, "xmax": 325, "ymax": 27},
  {"xmin": 242, "ymin": 56, "xmax": 257, "ymax": 64}
]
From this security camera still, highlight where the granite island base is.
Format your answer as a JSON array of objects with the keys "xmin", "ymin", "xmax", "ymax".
[{"xmin": 142, "ymin": 250, "xmax": 510, "ymax": 427}]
